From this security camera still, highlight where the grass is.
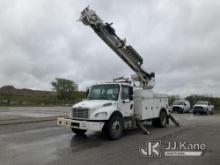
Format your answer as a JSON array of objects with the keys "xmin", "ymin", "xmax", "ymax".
[
  {"xmin": 0, "ymin": 94, "xmax": 84, "ymax": 107},
  {"xmin": 214, "ymin": 109, "xmax": 220, "ymax": 114}
]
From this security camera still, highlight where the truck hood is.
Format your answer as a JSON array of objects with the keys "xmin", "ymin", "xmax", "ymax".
[
  {"xmin": 73, "ymin": 100, "xmax": 116, "ymax": 110},
  {"xmin": 194, "ymin": 104, "xmax": 208, "ymax": 108}
]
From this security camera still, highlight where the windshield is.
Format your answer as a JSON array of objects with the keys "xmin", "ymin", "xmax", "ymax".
[
  {"xmin": 87, "ymin": 84, "xmax": 120, "ymax": 101},
  {"xmin": 173, "ymin": 101, "xmax": 184, "ymax": 105},
  {"xmin": 196, "ymin": 101, "xmax": 208, "ymax": 105}
]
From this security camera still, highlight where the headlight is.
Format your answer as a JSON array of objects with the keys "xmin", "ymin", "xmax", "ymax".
[
  {"xmin": 103, "ymin": 102, "xmax": 112, "ymax": 107},
  {"xmin": 95, "ymin": 112, "xmax": 108, "ymax": 118}
]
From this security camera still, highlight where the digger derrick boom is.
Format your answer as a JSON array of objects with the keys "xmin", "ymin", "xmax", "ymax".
[{"xmin": 79, "ymin": 7, "xmax": 155, "ymax": 88}]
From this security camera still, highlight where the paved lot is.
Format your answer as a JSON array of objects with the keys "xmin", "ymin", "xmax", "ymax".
[{"xmin": 0, "ymin": 113, "xmax": 220, "ymax": 165}]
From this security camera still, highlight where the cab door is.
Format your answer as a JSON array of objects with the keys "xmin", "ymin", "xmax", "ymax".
[{"xmin": 118, "ymin": 85, "xmax": 134, "ymax": 117}]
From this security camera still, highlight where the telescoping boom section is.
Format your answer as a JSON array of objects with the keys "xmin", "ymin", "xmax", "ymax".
[{"xmin": 79, "ymin": 7, "xmax": 155, "ymax": 89}]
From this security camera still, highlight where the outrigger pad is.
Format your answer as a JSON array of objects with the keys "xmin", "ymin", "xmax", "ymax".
[
  {"xmin": 168, "ymin": 114, "xmax": 180, "ymax": 127},
  {"xmin": 136, "ymin": 120, "xmax": 150, "ymax": 135}
]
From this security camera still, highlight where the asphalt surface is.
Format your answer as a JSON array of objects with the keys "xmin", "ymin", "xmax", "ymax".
[{"xmin": 0, "ymin": 113, "xmax": 220, "ymax": 165}]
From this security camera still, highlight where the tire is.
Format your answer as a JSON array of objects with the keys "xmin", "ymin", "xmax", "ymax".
[
  {"xmin": 152, "ymin": 110, "xmax": 167, "ymax": 128},
  {"xmin": 193, "ymin": 111, "xmax": 196, "ymax": 115},
  {"xmin": 182, "ymin": 109, "xmax": 185, "ymax": 114},
  {"xmin": 71, "ymin": 128, "xmax": 87, "ymax": 135},
  {"xmin": 105, "ymin": 113, "xmax": 124, "ymax": 140}
]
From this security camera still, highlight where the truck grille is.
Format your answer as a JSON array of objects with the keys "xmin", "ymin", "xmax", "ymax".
[
  {"xmin": 172, "ymin": 106, "xmax": 182, "ymax": 112},
  {"xmin": 194, "ymin": 106, "xmax": 204, "ymax": 111},
  {"xmin": 72, "ymin": 108, "xmax": 89, "ymax": 119}
]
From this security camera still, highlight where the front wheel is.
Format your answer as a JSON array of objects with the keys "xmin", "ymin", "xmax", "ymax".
[
  {"xmin": 182, "ymin": 108, "xmax": 185, "ymax": 114},
  {"xmin": 71, "ymin": 128, "xmax": 87, "ymax": 135},
  {"xmin": 105, "ymin": 113, "xmax": 124, "ymax": 140}
]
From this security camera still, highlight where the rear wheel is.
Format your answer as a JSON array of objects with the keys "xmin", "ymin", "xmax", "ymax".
[
  {"xmin": 152, "ymin": 110, "xmax": 167, "ymax": 128},
  {"xmin": 71, "ymin": 128, "xmax": 87, "ymax": 135},
  {"xmin": 105, "ymin": 113, "xmax": 124, "ymax": 140}
]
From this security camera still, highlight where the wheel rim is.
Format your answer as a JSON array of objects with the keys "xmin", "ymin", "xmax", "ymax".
[
  {"xmin": 112, "ymin": 121, "xmax": 120, "ymax": 130},
  {"xmin": 111, "ymin": 120, "xmax": 121, "ymax": 135}
]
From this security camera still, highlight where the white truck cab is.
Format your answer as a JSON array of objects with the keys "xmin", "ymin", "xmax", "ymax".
[
  {"xmin": 58, "ymin": 82, "xmax": 169, "ymax": 139},
  {"xmin": 193, "ymin": 101, "xmax": 214, "ymax": 115},
  {"xmin": 171, "ymin": 100, "xmax": 190, "ymax": 113}
]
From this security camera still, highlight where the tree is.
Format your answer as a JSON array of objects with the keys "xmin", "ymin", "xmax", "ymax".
[
  {"xmin": 168, "ymin": 95, "xmax": 180, "ymax": 105},
  {"xmin": 51, "ymin": 78, "xmax": 78, "ymax": 100}
]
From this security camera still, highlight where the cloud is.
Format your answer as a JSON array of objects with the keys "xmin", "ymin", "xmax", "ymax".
[{"xmin": 0, "ymin": 0, "xmax": 220, "ymax": 97}]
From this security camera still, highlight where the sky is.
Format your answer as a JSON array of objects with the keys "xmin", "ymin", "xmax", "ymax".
[{"xmin": 0, "ymin": 0, "xmax": 220, "ymax": 97}]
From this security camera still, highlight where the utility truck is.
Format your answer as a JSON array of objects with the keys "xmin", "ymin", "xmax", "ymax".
[
  {"xmin": 193, "ymin": 101, "xmax": 214, "ymax": 115},
  {"xmin": 57, "ymin": 7, "xmax": 179, "ymax": 139},
  {"xmin": 171, "ymin": 100, "xmax": 190, "ymax": 113}
]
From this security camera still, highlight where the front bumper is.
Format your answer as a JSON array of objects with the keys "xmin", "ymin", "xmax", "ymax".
[
  {"xmin": 193, "ymin": 107, "xmax": 207, "ymax": 113},
  {"xmin": 57, "ymin": 117, "xmax": 105, "ymax": 132},
  {"xmin": 172, "ymin": 107, "xmax": 183, "ymax": 113}
]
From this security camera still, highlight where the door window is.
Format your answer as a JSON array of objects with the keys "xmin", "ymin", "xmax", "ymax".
[{"xmin": 121, "ymin": 85, "xmax": 133, "ymax": 100}]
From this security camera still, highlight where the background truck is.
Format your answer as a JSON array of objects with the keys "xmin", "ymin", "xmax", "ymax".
[
  {"xmin": 57, "ymin": 7, "xmax": 179, "ymax": 139},
  {"xmin": 193, "ymin": 101, "xmax": 214, "ymax": 115},
  {"xmin": 171, "ymin": 100, "xmax": 190, "ymax": 113}
]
